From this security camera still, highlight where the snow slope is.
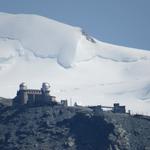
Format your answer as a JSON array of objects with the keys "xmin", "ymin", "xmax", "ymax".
[{"xmin": 0, "ymin": 12, "xmax": 150, "ymax": 114}]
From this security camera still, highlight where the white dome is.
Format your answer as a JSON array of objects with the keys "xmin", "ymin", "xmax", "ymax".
[
  {"xmin": 42, "ymin": 82, "xmax": 50, "ymax": 92},
  {"xmin": 19, "ymin": 82, "xmax": 27, "ymax": 90}
]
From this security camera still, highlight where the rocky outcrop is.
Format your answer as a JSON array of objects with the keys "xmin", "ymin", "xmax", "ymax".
[{"xmin": 0, "ymin": 103, "xmax": 149, "ymax": 150}]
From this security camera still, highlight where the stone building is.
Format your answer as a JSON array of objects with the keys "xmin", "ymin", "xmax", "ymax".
[
  {"xmin": 113, "ymin": 103, "xmax": 126, "ymax": 113},
  {"xmin": 13, "ymin": 82, "xmax": 57, "ymax": 107},
  {"xmin": 88, "ymin": 103, "xmax": 126, "ymax": 114},
  {"xmin": 60, "ymin": 100, "xmax": 68, "ymax": 107}
]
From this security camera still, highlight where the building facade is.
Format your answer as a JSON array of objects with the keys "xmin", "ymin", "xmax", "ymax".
[
  {"xmin": 113, "ymin": 103, "xmax": 126, "ymax": 113},
  {"xmin": 13, "ymin": 82, "xmax": 57, "ymax": 107}
]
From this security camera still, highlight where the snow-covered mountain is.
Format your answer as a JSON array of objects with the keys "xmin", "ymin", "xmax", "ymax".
[{"xmin": 0, "ymin": 12, "xmax": 150, "ymax": 114}]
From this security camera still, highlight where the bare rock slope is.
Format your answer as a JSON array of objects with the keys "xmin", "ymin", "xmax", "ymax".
[{"xmin": 0, "ymin": 102, "xmax": 149, "ymax": 150}]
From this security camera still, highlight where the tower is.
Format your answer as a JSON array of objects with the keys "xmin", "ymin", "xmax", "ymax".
[
  {"xmin": 13, "ymin": 82, "xmax": 28, "ymax": 106},
  {"xmin": 41, "ymin": 82, "xmax": 51, "ymax": 103},
  {"xmin": 19, "ymin": 82, "xmax": 27, "ymax": 90},
  {"xmin": 18, "ymin": 82, "xmax": 28, "ymax": 105},
  {"xmin": 41, "ymin": 82, "xmax": 50, "ymax": 96}
]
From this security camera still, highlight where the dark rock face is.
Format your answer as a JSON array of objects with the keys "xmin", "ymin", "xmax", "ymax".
[
  {"xmin": 0, "ymin": 104, "xmax": 150, "ymax": 150},
  {"xmin": 0, "ymin": 97, "xmax": 12, "ymax": 106},
  {"xmin": 57, "ymin": 113, "xmax": 114, "ymax": 150}
]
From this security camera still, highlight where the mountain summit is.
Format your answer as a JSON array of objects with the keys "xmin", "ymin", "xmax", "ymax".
[{"xmin": 0, "ymin": 13, "xmax": 150, "ymax": 114}]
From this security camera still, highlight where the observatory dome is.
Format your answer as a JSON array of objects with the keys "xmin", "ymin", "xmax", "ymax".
[
  {"xmin": 19, "ymin": 82, "xmax": 27, "ymax": 90},
  {"xmin": 42, "ymin": 82, "xmax": 50, "ymax": 92}
]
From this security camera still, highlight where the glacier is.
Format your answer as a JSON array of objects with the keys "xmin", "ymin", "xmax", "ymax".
[{"xmin": 0, "ymin": 12, "xmax": 150, "ymax": 114}]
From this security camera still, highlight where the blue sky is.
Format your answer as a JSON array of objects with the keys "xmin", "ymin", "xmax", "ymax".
[{"xmin": 0, "ymin": 0, "xmax": 150, "ymax": 50}]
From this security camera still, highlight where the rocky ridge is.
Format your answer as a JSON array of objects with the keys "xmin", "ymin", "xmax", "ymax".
[{"xmin": 0, "ymin": 99, "xmax": 150, "ymax": 150}]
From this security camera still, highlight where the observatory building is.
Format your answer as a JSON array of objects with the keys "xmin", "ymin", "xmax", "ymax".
[{"xmin": 13, "ymin": 82, "xmax": 57, "ymax": 107}]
